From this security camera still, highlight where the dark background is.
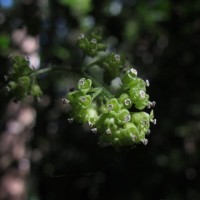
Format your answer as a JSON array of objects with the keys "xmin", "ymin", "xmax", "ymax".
[{"xmin": 0, "ymin": 0, "xmax": 200, "ymax": 199}]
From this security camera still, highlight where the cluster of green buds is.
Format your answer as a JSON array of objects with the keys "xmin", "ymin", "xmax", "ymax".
[
  {"xmin": 66, "ymin": 30, "xmax": 156, "ymax": 147},
  {"xmin": 65, "ymin": 74, "xmax": 156, "ymax": 147},
  {"xmin": 77, "ymin": 29, "xmax": 107, "ymax": 57},
  {"xmin": 6, "ymin": 55, "xmax": 42, "ymax": 100},
  {"xmin": 66, "ymin": 78, "xmax": 100, "ymax": 125}
]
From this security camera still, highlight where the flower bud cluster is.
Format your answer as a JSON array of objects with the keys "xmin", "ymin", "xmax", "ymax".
[
  {"xmin": 98, "ymin": 53, "xmax": 125, "ymax": 80},
  {"xmin": 67, "ymin": 78, "xmax": 99, "ymax": 124},
  {"xmin": 77, "ymin": 29, "xmax": 106, "ymax": 57},
  {"xmin": 7, "ymin": 55, "xmax": 42, "ymax": 100},
  {"xmin": 66, "ymin": 74, "xmax": 156, "ymax": 147}
]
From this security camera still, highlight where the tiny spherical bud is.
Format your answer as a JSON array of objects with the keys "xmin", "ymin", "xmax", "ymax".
[
  {"xmin": 78, "ymin": 33, "xmax": 85, "ymax": 39},
  {"xmin": 147, "ymin": 129, "xmax": 151, "ymax": 134},
  {"xmin": 106, "ymin": 128, "xmax": 112, "ymax": 134},
  {"xmin": 130, "ymin": 133, "xmax": 136, "ymax": 141},
  {"xmin": 146, "ymin": 79, "xmax": 150, "ymax": 87},
  {"xmin": 91, "ymin": 38, "xmax": 97, "ymax": 43},
  {"xmin": 141, "ymin": 138, "xmax": 148, "ymax": 145},
  {"xmin": 78, "ymin": 78, "xmax": 86, "ymax": 86},
  {"xmin": 68, "ymin": 118, "xmax": 74, "ymax": 124},
  {"xmin": 124, "ymin": 114, "xmax": 131, "ymax": 122},
  {"xmin": 62, "ymin": 98, "xmax": 69, "ymax": 104},
  {"xmin": 124, "ymin": 98, "xmax": 132, "ymax": 106},
  {"xmin": 114, "ymin": 54, "xmax": 120, "ymax": 61},
  {"xmin": 91, "ymin": 128, "xmax": 97, "ymax": 133},
  {"xmin": 128, "ymin": 68, "xmax": 137, "ymax": 76},
  {"xmin": 107, "ymin": 104, "xmax": 113, "ymax": 111},
  {"xmin": 139, "ymin": 90, "xmax": 145, "ymax": 99}
]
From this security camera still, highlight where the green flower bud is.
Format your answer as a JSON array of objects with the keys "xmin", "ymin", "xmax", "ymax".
[
  {"xmin": 31, "ymin": 84, "xmax": 43, "ymax": 97},
  {"xmin": 77, "ymin": 34, "xmax": 88, "ymax": 49},
  {"xmin": 96, "ymin": 113, "xmax": 118, "ymax": 133},
  {"xmin": 8, "ymin": 81, "xmax": 17, "ymax": 90},
  {"xmin": 67, "ymin": 90, "xmax": 83, "ymax": 103},
  {"xmin": 132, "ymin": 112, "xmax": 150, "ymax": 136},
  {"xmin": 118, "ymin": 109, "xmax": 131, "ymax": 124},
  {"xmin": 89, "ymin": 29, "xmax": 103, "ymax": 42},
  {"xmin": 122, "ymin": 73, "xmax": 145, "ymax": 91},
  {"xmin": 77, "ymin": 78, "xmax": 92, "ymax": 93},
  {"xmin": 18, "ymin": 76, "xmax": 31, "ymax": 89},
  {"xmin": 129, "ymin": 88, "xmax": 149, "ymax": 110},
  {"xmin": 122, "ymin": 68, "xmax": 137, "ymax": 84},
  {"xmin": 77, "ymin": 107, "xmax": 99, "ymax": 124},
  {"xmin": 78, "ymin": 95, "xmax": 92, "ymax": 108},
  {"xmin": 106, "ymin": 98, "xmax": 121, "ymax": 112},
  {"xmin": 123, "ymin": 122, "xmax": 139, "ymax": 141},
  {"xmin": 118, "ymin": 93, "xmax": 133, "ymax": 109}
]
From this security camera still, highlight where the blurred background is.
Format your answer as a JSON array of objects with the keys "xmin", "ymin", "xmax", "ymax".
[{"xmin": 0, "ymin": 0, "xmax": 200, "ymax": 199}]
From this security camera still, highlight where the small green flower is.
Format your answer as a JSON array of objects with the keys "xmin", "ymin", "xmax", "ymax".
[
  {"xmin": 77, "ymin": 78, "xmax": 92, "ymax": 94},
  {"xmin": 118, "ymin": 93, "xmax": 133, "ymax": 109},
  {"xmin": 129, "ymin": 88, "xmax": 149, "ymax": 110},
  {"xmin": 105, "ymin": 98, "xmax": 121, "ymax": 112},
  {"xmin": 78, "ymin": 95, "xmax": 92, "ymax": 108}
]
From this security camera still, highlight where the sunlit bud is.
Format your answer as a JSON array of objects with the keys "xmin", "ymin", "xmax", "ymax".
[
  {"xmin": 124, "ymin": 98, "xmax": 132, "ymax": 106},
  {"xmin": 128, "ymin": 68, "xmax": 137, "ymax": 76},
  {"xmin": 68, "ymin": 118, "xmax": 74, "ymax": 124},
  {"xmin": 141, "ymin": 138, "xmax": 148, "ymax": 145},
  {"xmin": 106, "ymin": 128, "xmax": 112, "ymax": 134},
  {"xmin": 78, "ymin": 78, "xmax": 86, "ymax": 86}
]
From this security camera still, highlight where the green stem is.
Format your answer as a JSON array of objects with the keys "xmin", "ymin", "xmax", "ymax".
[
  {"xmin": 30, "ymin": 67, "xmax": 53, "ymax": 76},
  {"xmin": 90, "ymin": 87, "xmax": 102, "ymax": 100},
  {"xmin": 29, "ymin": 61, "xmax": 113, "ymax": 99},
  {"xmin": 30, "ymin": 66, "xmax": 79, "ymax": 76}
]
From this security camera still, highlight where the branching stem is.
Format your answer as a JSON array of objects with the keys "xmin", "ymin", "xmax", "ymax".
[{"xmin": 30, "ymin": 60, "xmax": 113, "ymax": 99}]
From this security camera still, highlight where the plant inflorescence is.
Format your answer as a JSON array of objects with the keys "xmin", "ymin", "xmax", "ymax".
[
  {"xmin": 65, "ymin": 29, "xmax": 156, "ymax": 147},
  {"xmin": 5, "ymin": 29, "xmax": 156, "ymax": 147}
]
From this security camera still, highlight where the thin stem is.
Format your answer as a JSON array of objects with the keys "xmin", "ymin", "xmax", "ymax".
[
  {"xmin": 30, "ymin": 66, "xmax": 79, "ymax": 76},
  {"xmin": 30, "ymin": 67, "xmax": 53, "ymax": 76},
  {"xmin": 90, "ymin": 87, "xmax": 102, "ymax": 100}
]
